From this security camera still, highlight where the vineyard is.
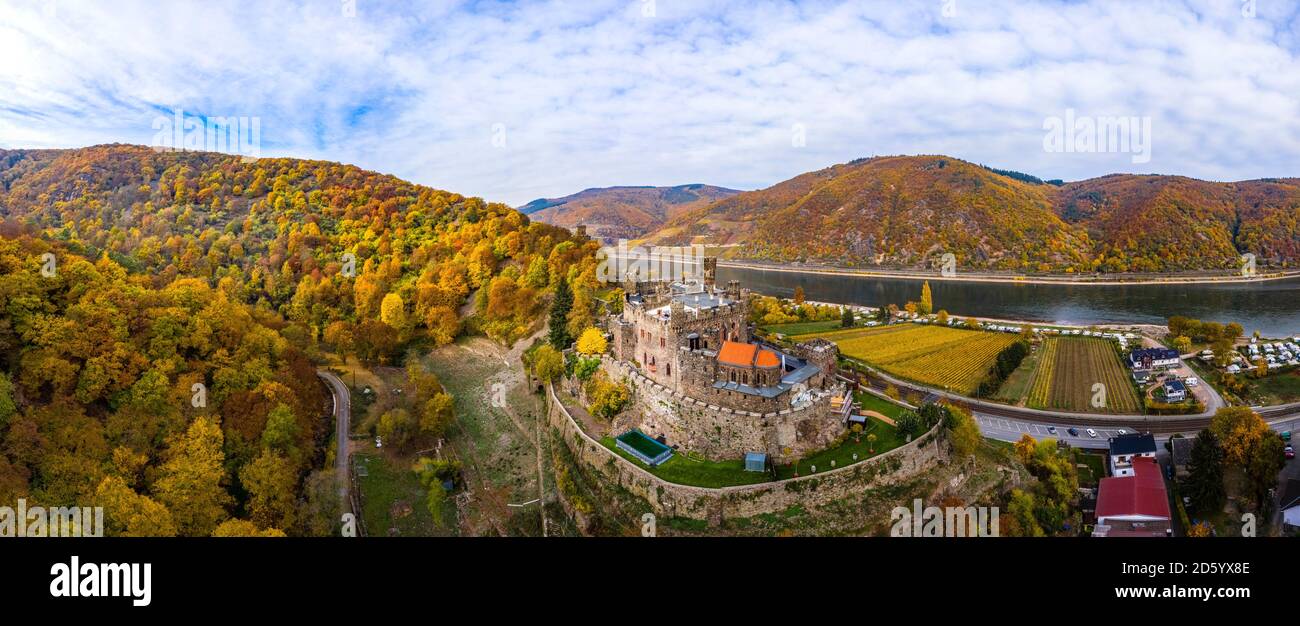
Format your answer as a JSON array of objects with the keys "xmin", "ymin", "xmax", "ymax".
[
  {"xmin": 813, "ymin": 325, "xmax": 1018, "ymax": 395},
  {"xmin": 1027, "ymin": 337, "xmax": 1142, "ymax": 413}
]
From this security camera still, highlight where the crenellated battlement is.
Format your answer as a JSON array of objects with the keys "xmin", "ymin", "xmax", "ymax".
[{"xmin": 604, "ymin": 262, "xmax": 848, "ymax": 461}]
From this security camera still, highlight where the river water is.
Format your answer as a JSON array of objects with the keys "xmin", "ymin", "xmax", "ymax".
[{"xmin": 717, "ymin": 266, "xmax": 1300, "ymax": 337}]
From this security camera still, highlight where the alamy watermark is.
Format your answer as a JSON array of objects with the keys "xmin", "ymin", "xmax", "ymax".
[
  {"xmin": 1, "ymin": 499, "xmax": 104, "ymax": 537},
  {"xmin": 596, "ymin": 240, "xmax": 706, "ymax": 284},
  {"xmin": 1043, "ymin": 109, "xmax": 1151, "ymax": 164},
  {"xmin": 152, "ymin": 108, "xmax": 261, "ymax": 162},
  {"xmin": 891, "ymin": 498, "xmax": 999, "ymax": 537}
]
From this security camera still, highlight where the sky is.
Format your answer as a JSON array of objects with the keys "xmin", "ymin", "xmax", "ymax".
[{"xmin": 1, "ymin": 0, "xmax": 1299, "ymax": 206}]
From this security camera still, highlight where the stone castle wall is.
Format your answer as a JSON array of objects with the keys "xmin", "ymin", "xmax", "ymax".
[
  {"xmin": 547, "ymin": 382, "xmax": 947, "ymax": 523},
  {"xmin": 613, "ymin": 290, "xmax": 749, "ymax": 391},
  {"xmin": 601, "ymin": 357, "xmax": 846, "ymax": 462}
]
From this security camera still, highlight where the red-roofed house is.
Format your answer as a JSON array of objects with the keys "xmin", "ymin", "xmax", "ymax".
[{"xmin": 1092, "ymin": 457, "xmax": 1172, "ymax": 537}]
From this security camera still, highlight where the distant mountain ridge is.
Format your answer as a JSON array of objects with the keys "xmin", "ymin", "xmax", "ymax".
[
  {"xmin": 645, "ymin": 155, "xmax": 1300, "ymax": 274},
  {"xmin": 519, "ymin": 184, "xmax": 740, "ymax": 242}
]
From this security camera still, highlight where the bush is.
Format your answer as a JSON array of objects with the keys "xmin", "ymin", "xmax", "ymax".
[
  {"xmin": 585, "ymin": 372, "xmax": 630, "ymax": 420},
  {"xmin": 573, "ymin": 356, "xmax": 601, "ymax": 381}
]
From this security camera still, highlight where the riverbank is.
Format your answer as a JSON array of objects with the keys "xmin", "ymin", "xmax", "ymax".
[{"xmin": 717, "ymin": 259, "xmax": 1300, "ymax": 286}]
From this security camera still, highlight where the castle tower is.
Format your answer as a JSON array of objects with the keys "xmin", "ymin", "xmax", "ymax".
[
  {"xmin": 703, "ymin": 257, "xmax": 717, "ymax": 290},
  {"xmin": 726, "ymin": 279, "xmax": 741, "ymax": 300},
  {"xmin": 575, "ymin": 224, "xmax": 588, "ymax": 239}
]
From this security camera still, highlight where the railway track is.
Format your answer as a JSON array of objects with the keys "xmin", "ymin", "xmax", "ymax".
[{"xmin": 851, "ymin": 369, "xmax": 1300, "ymax": 434}]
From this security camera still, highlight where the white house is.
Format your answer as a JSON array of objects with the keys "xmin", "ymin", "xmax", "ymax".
[
  {"xmin": 1282, "ymin": 480, "xmax": 1300, "ymax": 531},
  {"xmin": 1108, "ymin": 433, "xmax": 1157, "ymax": 477},
  {"xmin": 1128, "ymin": 348, "xmax": 1181, "ymax": 370}
]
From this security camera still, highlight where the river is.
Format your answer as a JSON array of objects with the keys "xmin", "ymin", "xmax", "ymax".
[{"xmin": 716, "ymin": 266, "xmax": 1300, "ymax": 337}]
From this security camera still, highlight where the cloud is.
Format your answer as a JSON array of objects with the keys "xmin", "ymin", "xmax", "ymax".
[{"xmin": 1, "ymin": 0, "xmax": 1298, "ymax": 205}]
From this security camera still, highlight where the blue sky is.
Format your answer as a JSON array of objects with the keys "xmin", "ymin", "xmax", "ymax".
[{"xmin": 2, "ymin": 0, "xmax": 1299, "ymax": 206}]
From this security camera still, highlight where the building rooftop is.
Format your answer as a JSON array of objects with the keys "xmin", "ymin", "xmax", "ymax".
[
  {"xmin": 1280, "ymin": 479, "xmax": 1300, "ymax": 511},
  {"xmin": 1096, "ymin": 457, "xmax": 1170, "ymax": 521},
  {"xmin": 711, "ymin": 380, "xmax": 788, "ymax": 399},
  {"xmin": 717, "ymin": 341, "xmax": 781, "ymax": 368},
  {"xmin": 1108, "ymin": 432, "xmax": 1157, "ymax": 456},
  {"xmin": 1129, "ymin": 347, "xmax": 1180, "ymax": 362}
]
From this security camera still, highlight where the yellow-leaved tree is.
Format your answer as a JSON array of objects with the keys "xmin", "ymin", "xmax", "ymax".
[
  {"xmin": 380, "ymin": 292, "xmax": 410, "ymax": 334},
  {"xmin": 575, "ymin": 327, "xmax": 607, "ymax": 356},
  {"xmin": 1210, "ymin": 406, "xmax": 1269, "ymax": 466},
  {"xmin": 152, "ymin": 416, "xmax": 232, "ymax": 536}
]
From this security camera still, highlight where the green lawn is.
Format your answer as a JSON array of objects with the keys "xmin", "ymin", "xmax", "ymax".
[
  {"xmin": 762, "ymin": 319, "xmax": 851, "ymax": 336},
  {"xmin": 599, "ymin": 437, "xmax": 772, "ymax": 488},
  {"xmin": 855, "ymin": 391, "xmax": 907, "ymax": 419},
  {"xmin": 354, "ymin": 452, "xmax": 457, "ymax": 536},
  {"xmin": 1246, "ymin": 369, "xmax": 1300, "ymax": 405},
  {"xmin": 1072, "ymin": 449, "xmax": 1105, "ymax": 486},
  {"xmin": 775, "ymin": 416, "xmax": 901, "ymax": 480},
  {"xmin": 993, "ymin": 348, "xmax": 1041, "ymax": 404}
]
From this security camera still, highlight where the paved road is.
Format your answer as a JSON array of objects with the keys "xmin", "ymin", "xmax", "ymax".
[
  {"xmin": 316, "ymin": 370, "xmax": 352, "ymax": 511},
  {"xmin": 975, "ymin": 409, "xmax": 1300, "ymax": 449},
  {"xmin": 862, "ymin": 363, "xmax": 1299, "ymax": 435}
]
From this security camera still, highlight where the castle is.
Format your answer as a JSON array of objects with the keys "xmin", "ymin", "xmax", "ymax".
[{"xmin": 606, "ymin": 258, "xmax": 850, "ymax": 462}]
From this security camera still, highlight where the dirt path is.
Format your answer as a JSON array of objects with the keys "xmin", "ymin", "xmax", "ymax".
[
  {"xmin": 429, "ymin": 327, "xmax": 551, "ymax": 536},
  {"xmin": 482, "ymin": 327, "xmax": 550, "ymax": 536}
]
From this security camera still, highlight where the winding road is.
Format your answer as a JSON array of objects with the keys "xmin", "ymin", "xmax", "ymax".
[{"xmin": 316, "ymin": 370, "xmax": 352, "ymax": 512}]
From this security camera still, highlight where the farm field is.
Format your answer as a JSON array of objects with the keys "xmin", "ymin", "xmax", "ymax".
[
  {"xmin": 812, "ymin": 324, "xmax": 1017, "ymax": 395},
  {"xmin": 1027, "ymin": 337, "xmax": 1142, "ymax": 413}
]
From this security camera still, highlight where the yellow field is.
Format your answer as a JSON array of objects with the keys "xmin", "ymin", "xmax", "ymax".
[{"xmin": 813, "ymin": 324, "xmax": 1018, "ymax": 395}]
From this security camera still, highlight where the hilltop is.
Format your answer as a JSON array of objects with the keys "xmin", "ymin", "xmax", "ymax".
[
  {"xmin": 646, "ymin": 156, "xmax": 1300, "ymax": 273},
  {"xmin": 519, "ymin": 184, "xmax": 740, "ymax": 242}
]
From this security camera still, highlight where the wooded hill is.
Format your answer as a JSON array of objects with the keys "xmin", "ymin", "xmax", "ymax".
[
  {"xmin": 520, "ymin": 184, "xmax": 739, "ymax": 242},
  {"xmin": 0, "ymin": 144, "xmax": 604, "ymax": 536},
  {"xmin": 646, "ymin": 155, "xmax": 1299, "ymax": 273}
]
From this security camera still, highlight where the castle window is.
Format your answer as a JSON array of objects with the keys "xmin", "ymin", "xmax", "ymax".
[
  {"xmin": 666, "ymin": 363, "xmax": 671, "ymax": 376},
  {"xmin": 660, "ymin": 337, "xmax": 665, "ymax": 348}
]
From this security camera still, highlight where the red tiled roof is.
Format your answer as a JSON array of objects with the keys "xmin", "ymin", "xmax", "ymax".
[
  {"xmin": 717, "ymin": 341, "xmax": 781, "ymax": 368},
  {"xmin": 1096, "ymin": 457, "xmax": 1170, "ymax": 522}
]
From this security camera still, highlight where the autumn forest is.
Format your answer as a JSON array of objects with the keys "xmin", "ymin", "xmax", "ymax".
[{"xmin": 0, "ymin": 144, "xmax": 604, "ymax": 536}]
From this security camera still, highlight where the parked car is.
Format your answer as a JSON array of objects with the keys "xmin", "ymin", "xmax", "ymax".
[
  {"xmin": 1047, "ymin": 426, "xmax": 1057, "ymax": 435},
  {"xmin": 1086, "ymin": 428, "xmax": 1099, "ymax": 438},
  {"xmin": 1116, "ymin": 428, "xmax": 1129, "ymax": 434},
  {"xmin": 1282, "ymin": 431, "xmax": 1292, "ymax": 442},
  {"xmin": 1067, "ymin": 427, "xmax": 1080, "ymax": 437},
  {"xmin": 375, "ymin": 437, "xmax": 383, "ymax": 449},
  {"xmin": 1286, "ymin": 445, "xmax": 1295, "ymax": 460}
]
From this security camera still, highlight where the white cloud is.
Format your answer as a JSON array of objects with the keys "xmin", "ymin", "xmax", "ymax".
[{"xmin": 0, "ymin": 0, "xmax": 1297, "ymax": 205}]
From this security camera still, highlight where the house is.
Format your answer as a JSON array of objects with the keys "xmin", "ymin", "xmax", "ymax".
[
  {"xmin": 1092, "ymin": 457, "xmax": 1171, "ymax": 537},
  {"xmin": 1170, "ymin": 436, "xmax": 1194, "ymax": 478},
  {"xmin": 1162, "ymin": 379, "xmax": 1188, "ymax": 402},
  {"xmin": 1132, "ymin": 369, "xmax": 1153, "ymax": 384},
  {"xmin": 1128, "ymin": 348, "xmax": 1181, "ymax": 370},
  {"xmin": 1281, "ymin": 480, "xmax": 1300, "ymax": 531},
  {"xmin": 1108, "ymin": 432, "xmax": 1157, "ymax": 477}
]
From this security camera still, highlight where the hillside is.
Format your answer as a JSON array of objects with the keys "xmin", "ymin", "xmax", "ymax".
[
  {"xmin": 1053, "ymin": 175, "xmax": 1300, "ymax": 272},
  {"xmin": 0, "ymin": 144, "xmax": 604, "ymax": 536},
  {"xmin": 648, "ymin": 156, "xmax": 1300, "ymax": 273},
  {"xmin": 519, "ymin": 184, "xmax": 739, "ymax": 242}
]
